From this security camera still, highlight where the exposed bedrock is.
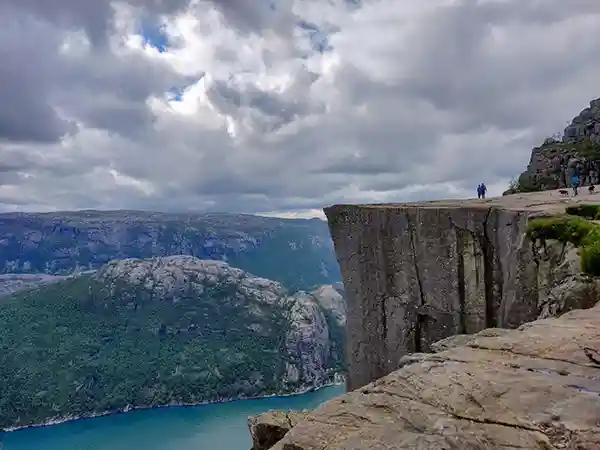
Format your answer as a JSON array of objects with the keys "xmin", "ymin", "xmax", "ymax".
[
  {"xmin": 324, "ymin": 192, "xmax": 600, "ymax": 390},
  {"xmin": 271, "ymin": 304, "xmax": 600, "ymax": 449}
]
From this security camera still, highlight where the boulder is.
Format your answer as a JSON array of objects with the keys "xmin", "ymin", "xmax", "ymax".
[{"xmin": 248, "ymin": 410, "xmax": 309, "ymax": 450}]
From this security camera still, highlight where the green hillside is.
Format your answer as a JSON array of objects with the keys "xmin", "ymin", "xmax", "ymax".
[{"xmin": 0, "ymin": 257, "xmax": 344, "ymax": 429}]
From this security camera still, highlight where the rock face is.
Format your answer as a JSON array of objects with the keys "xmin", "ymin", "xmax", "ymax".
[
  {"xmin": 310, "ymin": 283, "xmax": 346, "ymax": 327},
  {"xmin": 0, "ymin": 211, "xmax": 340, "ymax": 291},
  {"xmin": 271, "ymin": 303, "xmax": 600, "ymax": 449},
  {"xmin": 325, "ymin": 191, "xmax": 600, "ymax": 390},
  {"xmin": 248, "ymin": 411, "xmax": 309, "ymax": 450},
  {"xmin": 0, "ymin": 256, "xmax": 345, "ymax": 429},
  {"xmin": 514, "ymin": 98, "xmax": 600, "ymax": 192}
]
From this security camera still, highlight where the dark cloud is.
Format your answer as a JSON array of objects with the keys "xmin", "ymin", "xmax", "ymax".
[
  {"xmin": 9, "ymin": 0, "xmax": 192, "ymax": 44},
  {"xmin": 0, "ymin": 1, "xmax": 191, "ymax": 144},
  {"xmin": 0, "ymin": 11, "xmax": 74, "ymax": 143}
]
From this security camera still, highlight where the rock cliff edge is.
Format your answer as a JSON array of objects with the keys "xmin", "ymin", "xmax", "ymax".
[{"xmin": 325, "ymin": 191, "xmax": 600, "ymax": 390}]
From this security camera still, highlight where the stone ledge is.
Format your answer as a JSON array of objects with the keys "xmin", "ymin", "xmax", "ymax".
[
  {"xmin": 325, "ymin": 189, "xmax": 600, "ymax": 215},
  {"xmin": 270, "ymin": 303, "xmax": 600, "ymax": 449}
]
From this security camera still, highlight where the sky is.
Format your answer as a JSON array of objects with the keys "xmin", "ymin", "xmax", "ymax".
[{"xmin": 1, "ymin": 0, "xmax": 600, "ymax": 218}]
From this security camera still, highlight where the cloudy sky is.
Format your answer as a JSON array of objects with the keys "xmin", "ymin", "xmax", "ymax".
[{"xmin": 1, "ymin": 0, "xmax": 600, "ymax": 217}]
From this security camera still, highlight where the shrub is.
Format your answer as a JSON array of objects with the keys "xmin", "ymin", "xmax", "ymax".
[
  {"xmin": 565, "ymin": 204, "xmax": 600, "ymax": 220},
  {"xmin": 526, "ymin": 214, "xmax": 600, "ymax": 276},
  {"xmin": 507, "ymin": 178, "xmax": 522, "ymax": 193},
  {"xmin": 526, "ymin": 216, "xmax": 595, "ymax": 246},
  {"xmin": 581, "ymin": 242, "xmax": 600, "ymax": 276}
]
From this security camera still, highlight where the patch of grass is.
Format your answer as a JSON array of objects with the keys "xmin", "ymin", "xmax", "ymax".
[{"xmin": 526, "ymin": 214, "xmax": 600, "ymax": 276}]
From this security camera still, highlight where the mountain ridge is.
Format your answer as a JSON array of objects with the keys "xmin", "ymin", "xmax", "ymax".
[{"xmin": 0, "ymin": 210, "xmax": 340, "ymax": 291}]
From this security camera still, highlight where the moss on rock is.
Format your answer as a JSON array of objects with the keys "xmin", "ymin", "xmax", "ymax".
[
  {"xmin": 527, "ymin": 207, "xmax": 600, "ymax": 276},
  {"xmin": 565, "ymin": 204, "xmax": 600, "ymax": 219}
]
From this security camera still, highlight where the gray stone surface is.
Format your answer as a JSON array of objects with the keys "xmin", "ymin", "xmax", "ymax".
[
  {"xmin": 324, "ymin": 189, "xmax": 600, "ymax": 390},
  {"xmin": 271, "ymin": 304, "xmax": 600, "ymax": 449},
  {"xmin": 0, "ymin": 273, "xmax": 68, "ymax": 297}
]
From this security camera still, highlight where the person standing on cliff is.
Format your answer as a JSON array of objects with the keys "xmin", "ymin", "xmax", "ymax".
[
  {"xmin": 479, "ymin": 182, "xmax": 487, "ymax": 199},
  {"xmin": 572, "ymin": 172, "xmax": 580, "ymax": 196}
]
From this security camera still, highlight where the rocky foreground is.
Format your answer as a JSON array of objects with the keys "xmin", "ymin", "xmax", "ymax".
[{"xmin": 264, "ymin": 300, "xmax": 600, "ymax": 449}]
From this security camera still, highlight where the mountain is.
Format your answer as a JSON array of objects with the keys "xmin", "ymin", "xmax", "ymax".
[
  {"xmin": 0, "ymin": 256, "xmax": 346, "ymax": 430},
  {"xmin": 0, "ymin": 211, "xmax": 340, "ymax": 292},
  {"xmin": 509, "ymin": 97, "xmax": 600, "ymax": 193}
]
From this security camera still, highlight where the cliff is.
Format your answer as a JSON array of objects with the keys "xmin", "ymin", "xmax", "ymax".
[
  {"xmin": 325, "ymin": 191, "xmax": 600, "ymax": 390},
  {"xmin": 251, "ymin": 190, "xmax": 600, "ymax": 449},
  {"xmin": 0, "ymin": 256, "xmax": 346, "ymax": 429}
]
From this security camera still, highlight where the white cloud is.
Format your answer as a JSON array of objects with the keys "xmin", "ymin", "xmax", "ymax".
[{"xmin": 1, "ymin": 0, "xmax": 600, "ymax": 217}]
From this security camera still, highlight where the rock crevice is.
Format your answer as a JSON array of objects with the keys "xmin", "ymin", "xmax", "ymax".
[{"xmin": 406, "ymin": 210, "xmax": 425, "ymax": 353}]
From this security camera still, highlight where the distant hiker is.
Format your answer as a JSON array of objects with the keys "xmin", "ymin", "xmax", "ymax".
[
  {"xmin": 479, "ymin": 182, "xmax": 487, "ymax": 199},
  {"xmin": 572, "ymin": 173, "xmax": 580, "ymax": 196},
  {"xmin": 477, "ymin": 184, "xmax": 482, "ymax": 199}
]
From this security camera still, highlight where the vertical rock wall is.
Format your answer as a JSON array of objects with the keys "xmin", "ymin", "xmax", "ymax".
[{"xmin": 324, "ymin": 204, "xmax": 540, "ymax": 390}]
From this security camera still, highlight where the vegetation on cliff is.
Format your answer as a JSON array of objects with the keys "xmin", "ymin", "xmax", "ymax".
[
  {"xmin": 0, "ymin": 257, "xmax": 345, "ymax": 430},
  {"xmin": 526, "ymin": 206, "xmax": 600, "ymax": 275}
]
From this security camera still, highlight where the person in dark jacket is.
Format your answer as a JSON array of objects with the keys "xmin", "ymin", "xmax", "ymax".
[{"xmin": 479, "ymin": 182, "xmax": 487, "ymax": 199}]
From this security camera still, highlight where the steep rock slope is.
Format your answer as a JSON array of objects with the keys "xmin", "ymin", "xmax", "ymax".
[
  {"xmin": 513, "ymin": 98, "xmax": 600, "ymax": 192},
  {"xmin": 325, "ymin": 191, "xmax": 600, "ymax": 390},
  {"xmin": 271, "ymin": 303, "xmax": 600, "ymax": 449},
  {"xmin": 0, "ymin": 211, "xmax": 340, "ymax": 291},
  {"xmin": 0, "ymin": 256, "xmax": 345, "ymax": 430}
]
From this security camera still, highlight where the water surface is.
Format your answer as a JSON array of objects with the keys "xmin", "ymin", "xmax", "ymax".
[{"xmin": 4, "ymin": 386, "xmax": 345, "ymax": 450}]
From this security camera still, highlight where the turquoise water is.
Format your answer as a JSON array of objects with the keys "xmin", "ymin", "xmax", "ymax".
[{"xmin": 3, "ymin": 386, "xmax": 345, "ymax": 450}]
